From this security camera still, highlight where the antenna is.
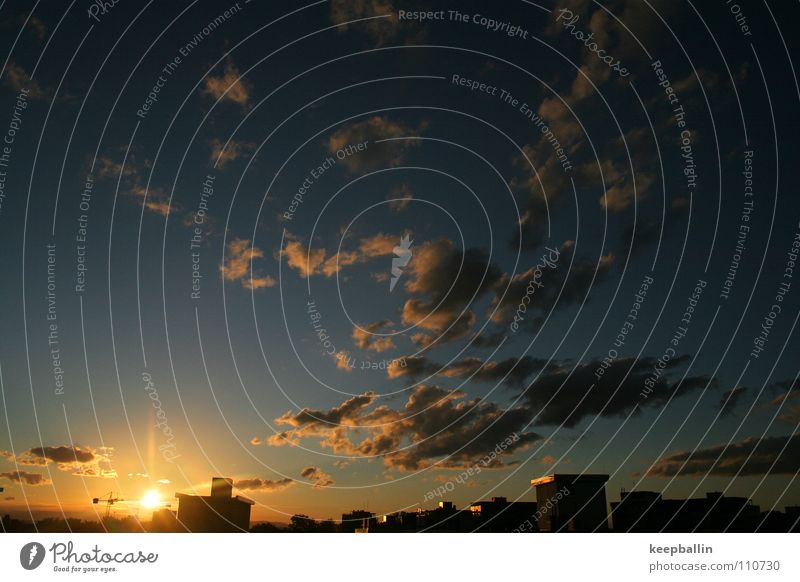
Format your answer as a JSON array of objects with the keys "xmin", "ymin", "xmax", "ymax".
[{"xmin": 92, "ymin": 491, "xmax": 124, "ymax": 518}]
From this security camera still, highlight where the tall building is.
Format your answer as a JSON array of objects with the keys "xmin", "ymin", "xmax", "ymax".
[
  {"xmin": 531, "ymin": 474, "xmax": 609, "ymax": 532},
  {"xmin": 174, "ymin": 477, "xmax": 254, "ymax": 532}
]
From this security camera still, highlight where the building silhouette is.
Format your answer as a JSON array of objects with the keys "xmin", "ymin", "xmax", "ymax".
[
  {"xmin": 4, "ymin": 472, "xmax": 795, "ymax": 533},
  {"xmin": 376, "ymin": 510, "xmax": 419, "ymax": 532},
  {"xmin": 611, "ymin": 490, "xmax": 767, "ymax": 532},
  {"xmin": 469, "ymin": 496, "xmax": 539, "ymax": 532},
  {"xmin": 531, "ymin": 473, "xmax": 610, "ymax": 532},
  {"xmin": 174, "ymin": 477, "xmax": 253, "ymax": 532},
  {"xmin": 340, "ymin": 509, "xmax": 375, "ymax": 533},
  {"xmin": 414, "ymin": 501, "xmax": 474, "ymax": 532}
]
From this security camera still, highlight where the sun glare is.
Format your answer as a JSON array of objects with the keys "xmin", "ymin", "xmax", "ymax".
[{"xmin": 140, "ymin": 490, "xmax": 162, "ymax": 509}]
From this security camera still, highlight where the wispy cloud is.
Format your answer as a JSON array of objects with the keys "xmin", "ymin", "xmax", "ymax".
[
  {"xmin": 0, "ymin": 470, "xmax": 51, "ymax": 486},
  {"xmin": 234, "ymin": 477, "xmax": 294, "ymax": 492},
  {"xmin": 645, "ymin": 434, "xmax": 800, "ymax": 478},
  {"xmin": 10, "ymin": 445, "xmax": 117, "ymax": 478},
  {"xmin": 301, "ymin": 466, "xmax": 334, "ymax": 488},
  {"xmin": 202, "ymin": 62, "xmax": 251, "ymax": 108},
  {"xmin": 330, "ymin": 0, "xmax": 396, "ymax": 46},
  {"xmin": 208, "ymin": 138, "xmax": 255, "ymax": 168},
  {"xmin": 352, "ymin": 320, "xmax": 395, "ymax": 352},
  {"xmin": 3, "ymin": 61, "xmax": 48, "ymax": 98}
]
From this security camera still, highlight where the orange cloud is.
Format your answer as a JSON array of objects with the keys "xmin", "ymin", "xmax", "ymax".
[
  {"xmin": 281, "ymin": 238, "xmax": 326, "ymax": 278},
  {"xmin": 202, "ymin": 62, "xmax": 251, "ymax": 107},
  {"xmin": 352, "ymin": 320, "xmax": 395, "ymax": 352},
  {"xmin": 221, "ymin": 239, "xmax": 276, "ymax": 290},
  {"xmin": 281, "ymin": 233, "xmax": 400, "ymax": 278},
  {"xmin": 3, "ymin": 61, "xmax": 47, "ymax": 98},
  {"xmin": 208, "ymin": 138, "xmax": 255, "ymax": 168}
]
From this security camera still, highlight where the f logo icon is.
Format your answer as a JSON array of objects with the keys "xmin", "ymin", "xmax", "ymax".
[{"xmin": 20, "ymin": 542, "xmax": 45, "ymax": 570}]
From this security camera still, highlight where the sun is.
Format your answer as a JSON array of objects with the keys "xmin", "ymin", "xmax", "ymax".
[{"xmin": 140, "ymin": 490, "xmax": 162, "ymax": 509}]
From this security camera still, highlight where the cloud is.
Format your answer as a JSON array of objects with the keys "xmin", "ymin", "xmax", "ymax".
[
  {"xmin": 328, "ymin": 116, "xmax": 424, "ymax": 173},
  {"xmin": 3, "ymin": 61, "xmax": 48, "ymax": 98},
  {"xmin": 352, "ymin": 320, "xmax": 395, "ymax": 352},
  {"xmin": 208, "ymin": 138, "xmax": 255, "ymax": 168},
  {"xmin": 221, "ymin": 238, "xmax": 276, "ymax": 290},
  {"xmin": 407, "ymin": 311, "xmax": 476, "ymax": 348},
  {"xmin": 520, "ymin": 355, "xmax": 710, "ymax": 427},
  {"xmin": 28, "ymin": 16, "xmax": 48, "ymax": 39},
  {"xmin": 330, "ymin": 0, "xmax": 396, "ymax": 45},
  {"xmin": 357, "ymin": 232, "xmax": 397, "ymax": 258},
  {"xmin": 388, "ymin": 355, "xmax": 547, "ymax": 387},
  {"xmin": 510, "ymin": 143, "xmax": 572, "ymax": 251},
  {"xmin": 18, "ymin": 445, "xmax": 95, "ymax": 465},
  {"xmin": 0, "ymin": 471, "xmax": 51, "ymax": 486},
  {"xmin": 281, "ymin": 232, "xmax": 398, "ymax": 278},
  {"xmin": 280, "ymin": 237, "xmax": 327, "ymax": 278},
  {"xmin": 600, "ymin": 168, "xmax": 653, "ymax": 213},
  {"xmin": 129, "ymin": 183, "xmax": 177, "ymax": 216},
  {"xmin": 300, "ymin": 466, "xmax": 334, "ymax": 488},
  {"xmin": 400, "ymin": 239, "xmax": 503, "ymax": 346},
  {"xmin": 202, "ymin": 62, "xmax": 251, "ymax": 107},
  {"xmin": 489, "ymin": 241, "xmax": 614, "ymax": 330},
  {"xmin": 92, "ymin": 154, "xmax": 176, "ymax": 216},
  {"xmin": 510, "ymin": 98, "xmax": 652, "ymax": 252},
  {"xmin": 264, "ymin": 385, "xmax": 541, "ymax": 471},
  {"xmin": 511, "ymin": 17, "xmax": 664, "ymax": 249},
  {"xmin": 765, "ymin": 378, "xmax": 800, "ymax": 424},
  {"xmin": 718, "ymin": 386, "xmax": 747, "ymax": 418},
  {"xmin": 771, "ymin": 392, "xmax": 800, "ymax": 425},
  {"xmin": 334, "ymin": 352, "xmax": 355, "ymax": 372},
  {"xmin": 388, "ymin": 184, "xmax": 414, "ymax": 211},
  {"xmin": 646, "ymin": 434, "xmax": 800, "ymax": 478},
  {"xmin": 268, "ymin": 392, "xmax": 378, "ymax": 446},
  {"xmin": 10, "ymin": 445, "xmax": 116, "ymax": 478},
  {"xmin": 95, "ymin": 155, "xmax": 141, "ymax": 179},
  {"xmin": 234, "ymin": 477, "xmax": 294, "ymax": 492},
  {"xmin": 581, "ymin": 128, "xmax": 656, "ymax": 213}
]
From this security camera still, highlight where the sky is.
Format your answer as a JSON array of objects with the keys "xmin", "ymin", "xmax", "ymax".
[{"xmin": 0, "ymin": 0, "xmax": 798, "ymax": 526}]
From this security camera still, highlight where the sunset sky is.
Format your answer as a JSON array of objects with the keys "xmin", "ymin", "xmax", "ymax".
[{"xmin": 0, "ymin": 0, "xmax": 798, "ymax": 524}]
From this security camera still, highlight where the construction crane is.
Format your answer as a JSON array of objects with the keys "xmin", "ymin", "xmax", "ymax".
[{"xmin": 92, "ymin": 492, "xmax": 124, "ymax": 518}]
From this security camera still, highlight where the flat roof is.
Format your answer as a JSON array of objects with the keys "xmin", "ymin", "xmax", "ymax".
[
  {"xmin": 531, "ymin": 473, "xmax": 610, "ymax": 487},
  {"xmin": 175, "ymin": 493, "xmax": 254, "ymax": 505}
]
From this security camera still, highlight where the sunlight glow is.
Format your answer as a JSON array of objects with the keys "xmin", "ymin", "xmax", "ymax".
[{"xmin": 140, "ymin": 490, "xmax": 162, "ymax": 509}]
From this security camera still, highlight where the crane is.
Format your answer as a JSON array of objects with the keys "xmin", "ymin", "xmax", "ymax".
[{"xmin": 92, "ymin": 492, "xmax": 124, "ymax": 518}]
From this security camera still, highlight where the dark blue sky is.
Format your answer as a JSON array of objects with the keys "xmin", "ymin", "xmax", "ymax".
[{"xmin": 0, "ymin": 0, "xmax": 798, "ymax": 524}]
